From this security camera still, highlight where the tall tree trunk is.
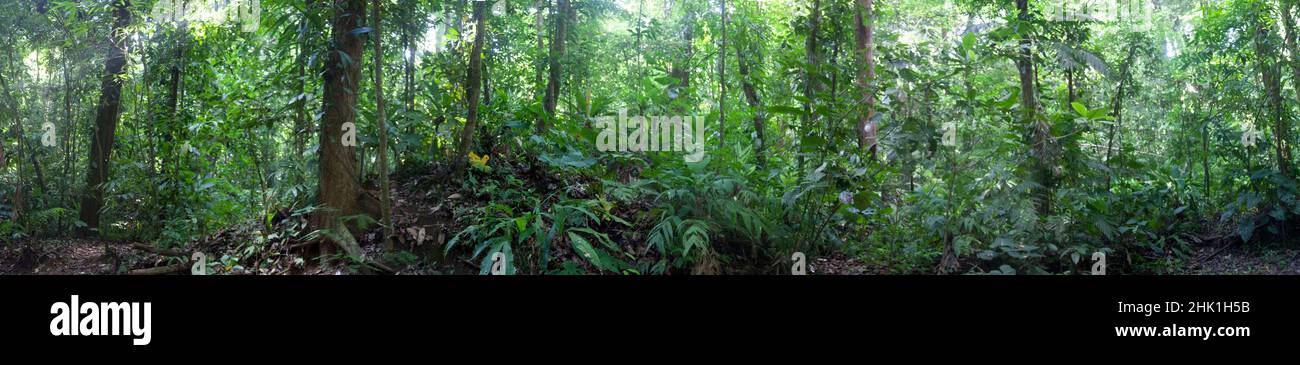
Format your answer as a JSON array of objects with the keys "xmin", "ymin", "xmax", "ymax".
[
  {"xmin": 799, "ymin": 0, "xmax": 820, "ymax": 173},
  {"xmin": 372, "ymin": 0, "xmax": 394, "ymax": 250},
  {"xmin": 1065, "ymin": 27, "xmax": 1077, "ymax": 106},
  {"xmin": 670, "ymin": 4, "xmax": 695, "ymax": 111},
  {"xmin": 737, "ymin": 45, "xmax": 765, "ymax": 167},
  {"xmin": 1015, "ymin": 0, "xmax": 1036, "ymax": 133},
  {"xmin": 854, "ymin": 0, "xmax": 876, "ymax": 154},
  {"xmin": 294, "ymin": 4, "xmax": 310, "ymax": 181},
  {"xmin": 540, "ymin": 0, "xmax": 568, "ymax": 130},
  {"xmin": 1254, "ymin": 3, "xmax": 1288, "ymax": 176},
  {"xmin": 803, "ymin": 0, "xmax": 821, "ymax": 126},
  {"xmin": 534, "ymin": 0, "xmax": 547, "ymax": 107},
  {"xmin": 161, "ymin": 20, "xmax": 188, "ymax": 213},
  {"xmin": 717, "ymin": 0, "xmax": 726, "ymax": 148},
  {"xmin": 0, "ymin": 120, "xmax": 5, "ymax": 223},
  {"xmin": 1104, "ymin": 45, "xmax": 1137, "ymax": 182},
  {"xmin": 403, "ymin": 0, "xmax": 415, "ymax": 115},
  {"xmin": 63, "ymin": 32, "xmax": 75, "ymax": 206},
  {"xmin": 453, "ymin": 1, "xmax": 488, "ymax": 178},
  {"xmin": 1013, "ymin": 0, "xmax": 1048, "ymax": 214},
  {"xmin": 1, "ymin": 68, "xmax": 23, "ymax": 222},
  {"xmin": 313, "ymin": 0, "xmax": 366, "ymax": 258},
  {"xmin": 635, "ymin": 0, "xmax": 645, "ymax": 113},
  {"xmin": 1278, "ymin": 0, "xmax": 1300, "ymax": 176},
  {"xmin": 78, "ymin": 0, "xmax": 133, "ymax": 235},
  {"xmin": 3, "ymin": 51, "xmax": 46, "ymax": 197}
]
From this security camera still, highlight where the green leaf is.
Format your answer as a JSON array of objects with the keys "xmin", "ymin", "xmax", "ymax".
[
  {"xmin": 960, "ymin": 31, "xmax": 976, "ymax": 53},
  {"xmin": 1071, "ymin": 102, "xmax": 1089, "ymax": 117},
  {"xmin": 567, "ymin": 232, "xmax": 607, "ymax": 270}
]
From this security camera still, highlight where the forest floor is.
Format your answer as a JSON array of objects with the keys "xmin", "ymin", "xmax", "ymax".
[
  {"xmin": 4, "ymin": 234, "xmax": 1298, "ymax": 275},
  {"xmin": 4, "ymin": 166, "xmax": 1299, "ymax": 275},
  {"xmin": 1180, "ymin": 243, "xmax": 1300, "ymax": 275}
]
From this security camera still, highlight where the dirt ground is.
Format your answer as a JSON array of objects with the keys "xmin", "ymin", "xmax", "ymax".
[{"xmin": 4, "ymin": 236, "xmax": 1298, "ymax": 275}]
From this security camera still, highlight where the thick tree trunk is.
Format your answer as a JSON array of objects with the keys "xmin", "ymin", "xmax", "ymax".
[
  {"xmin": 78, "ymin": 0, "xmax": 133, "ymax": 235},
  {"xmin": 373, "ymin": 0, "xmax": 393, "ymax": 250},
  {"xmin": 313, "ymin": 0, "xmax": 366, "ymax": 257},
  {"xmin": 854, "ymin": 0, "xmax": 876, "ymax": 154},
  {"xmin": 453, "ymin": 1, "xmax": 488, "ymax": 177},
  {"xmin": 540, "ymin": 0, "xmax": 568, "ymax": 130}
]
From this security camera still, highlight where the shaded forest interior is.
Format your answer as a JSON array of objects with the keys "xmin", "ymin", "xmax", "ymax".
[{"xmin": 2, "ymin": 0, "xmax": 1300, "ymax": 275}]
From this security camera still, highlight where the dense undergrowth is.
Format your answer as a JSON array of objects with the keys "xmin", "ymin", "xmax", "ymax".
[{"xmin": 4, "ymin": 1, "xmax": 1300, "ymax": 275}]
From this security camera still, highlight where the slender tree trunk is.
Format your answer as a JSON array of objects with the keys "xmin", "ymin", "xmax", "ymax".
[
  {"xmin": 1, "ymin": 69, "xmax": 23, "ymax": 222},
  {"xmin": 803, "ymin": 0, "xmax": 821, "ymax": 124},
  {"xmin": 1065, "ymin": 27, "xmax": 1077, "ymax": 106},
  {"xmin": 403, "ymin": 0, "xmax": 415, "ymax": 115},
  {"xmin": 453, "ymin": 1, "xmax": 488, "ymax": 177},
  {"xmin": 717, "ymin": 0, "xmax": 727, "ymax": 148},
  {"xmin": 63, "ymin": 33, "xmax": 74, "ymax": 205},
  {"xmin": 854, "ymin": 0, "xmax": 876, "ymax": 154},
  {"xmin": 1277, "ymin": 0, "xmax": 1300, "ymax": 175},
  {"xmin": 2, "ymin": 52, "xmax": 47, "ymax": 195},
  {"xmin": 0, "ymin": 120, "xmax": 5, "ymax": 223},
  {"xmin": 1202, "ymin": 107, "xmax": 1211, "ymax": 198},
  {"xmin": 1253, "ymin": 6, "xmax": 1288, "ymax": 176},
  {"xmin": 540, "ymin": 0, "xmax": 568, "ymax": 130},
  {"xmin": 78, "ymin": 0, "xmax": 133, "ymax": 235},
  {"xmin": 1104, "ymin": 45, "xmax": 1137, "ymax": 181},
  {"xmin": 1013, "ymin": 0, "xmax": 1049, "ymax": 214},
  {"xmin": 161, "ymin": 20, "xmax": 188, "ymax": 213},
  {"xmin": 294, "ymin": 4, "xmax": 310, "ymax": 180},
  {"xmin": 670, "ymin": 5, "xmax": 695, "ymax": 111},
  {"xmin": 1015, "ymin": 0, "xmax": 1036, "ymax": 133},
  {"xmin": 534, "ymin": 0, "xmax": 547, "ymax": 107},
  {"xmin": 737, "ymin": 45, "xmax": 765, "ymax": 167},
  {"xmin": 314, "ymin": 0, "xmax": 366, "ymax": 258},
  {"xmin": 372, "ymin": 0, "xmax": 394, "ymax": 250},
  {"xmin": 799, "ymin": 0, "xmax": 820, "ymax": 173}
]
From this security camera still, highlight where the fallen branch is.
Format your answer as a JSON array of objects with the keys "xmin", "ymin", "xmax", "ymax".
[
  {"xmin": 130, "ymin": 242, "xmax": 189, "ymax": 257},
  {"xmin": 128, "ymin": 263, "xmax": 187, "ymax": 275},
  {"xmin": 1195, "ymin": 221, "xmax": 1268, "ymax": 263}
]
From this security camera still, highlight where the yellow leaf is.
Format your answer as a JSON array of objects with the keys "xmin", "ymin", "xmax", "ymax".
[{"xmin": 468, "ymin": 152, "xmax": 490, "ymax": 171}]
